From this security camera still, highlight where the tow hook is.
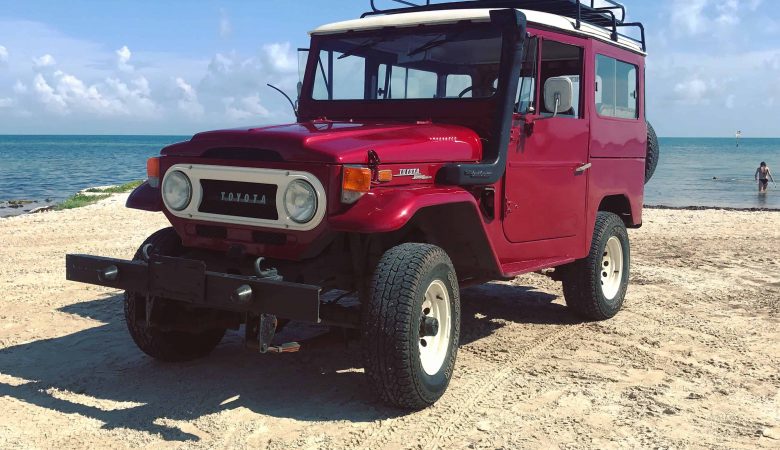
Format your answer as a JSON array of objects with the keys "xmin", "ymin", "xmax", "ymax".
[
  {"xmin": 244, "ymin": 258, "xmax": 300, "ymax": 354},
  {"xmin": 245, "ymin": 314, "xmax": 301, "ymax": 354}
]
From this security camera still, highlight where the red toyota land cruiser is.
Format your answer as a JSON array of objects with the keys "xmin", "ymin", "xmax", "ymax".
[{"xmin": 67, "ymin": 0, "xmax": 659, "ymax": 409}]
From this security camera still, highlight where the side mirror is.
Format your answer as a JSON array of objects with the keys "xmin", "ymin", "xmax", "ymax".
[{"xmin": 544, "ymin": 76, "xmax": 573, "ymax": 117}]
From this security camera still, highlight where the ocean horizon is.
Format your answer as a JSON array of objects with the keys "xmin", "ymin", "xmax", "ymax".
[{"xmin": 1, "ymin": 134, "xmax": 779, "ymax": 214}]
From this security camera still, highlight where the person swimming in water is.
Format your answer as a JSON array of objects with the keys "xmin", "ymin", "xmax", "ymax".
[{"xmin": 755, "ymin": 162, "xmax": 775, "ymax": 193}]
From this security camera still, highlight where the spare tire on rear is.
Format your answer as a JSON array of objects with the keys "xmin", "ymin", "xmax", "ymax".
[{"xmin": 645, "ymin": 122, "xmax": 660, "ymax": 184}]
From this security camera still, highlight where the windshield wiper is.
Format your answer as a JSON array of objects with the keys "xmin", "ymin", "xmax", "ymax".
[
  {"xmin": 338, "ymin": 37, "xmax": 391, "ymax": 59},
  {"xmin": 407, "ymin": 33, "xmax": 460, "ymax": 57}
]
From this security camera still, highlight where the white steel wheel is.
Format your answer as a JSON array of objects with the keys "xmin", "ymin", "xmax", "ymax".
[
  {"xmin": 600, "ymin": 236, "xmax": 624, "ymax": 300},
  {"xmin": 419, "ymin": 279, "xmax": 452, "ymax": 376}
]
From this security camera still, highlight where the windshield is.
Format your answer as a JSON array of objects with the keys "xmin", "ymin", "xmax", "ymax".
[{"xmin": 310, "ymin": 24, "xmax": 503, "ymax": 101}]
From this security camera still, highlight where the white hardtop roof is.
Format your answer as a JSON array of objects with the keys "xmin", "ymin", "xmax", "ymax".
[{"xmin": 310, "ymin": 8, "xmax": 645, "ymax": 55}]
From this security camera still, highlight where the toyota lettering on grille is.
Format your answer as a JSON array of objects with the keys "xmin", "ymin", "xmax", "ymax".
[{"xmin": 220, "ymin": 192, "xmax": 268, "ymax": 205}]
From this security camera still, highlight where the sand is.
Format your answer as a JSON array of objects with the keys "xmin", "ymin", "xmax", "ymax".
[{"xmin": 0, "ymin": 194, "xmax": 778, "ymax": 449}]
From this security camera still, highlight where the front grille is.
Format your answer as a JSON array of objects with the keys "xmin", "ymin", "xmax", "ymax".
[{"xmin": 199, "ymin": 179, "xmax": 278, "ymax": 220}]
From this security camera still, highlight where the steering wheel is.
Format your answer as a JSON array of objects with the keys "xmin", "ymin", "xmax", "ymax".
[{"xmin": 457, "ymin": 85, "xmax": 497, "ymax": 98}]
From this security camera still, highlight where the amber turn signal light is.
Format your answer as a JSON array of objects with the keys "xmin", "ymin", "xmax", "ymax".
[
  {"xmin": 147, "ymin": 157, "xmax": 160, "ymax": 188},
  {"xmin": 342, "ymin": 166, "xmax": 372, "ymax": 192},
  {"xmin": 377, "ymin": 169, "xmax": 393, "ymax": 182},
  {"xmin": 341, "ymin": 166, "xmax": 372, "ymax": 204}
]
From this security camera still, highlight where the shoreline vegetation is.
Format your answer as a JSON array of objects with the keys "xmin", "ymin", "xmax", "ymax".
[{"xmin": 0, "ymin": 180, "xmax": 143, "ymax": 216}]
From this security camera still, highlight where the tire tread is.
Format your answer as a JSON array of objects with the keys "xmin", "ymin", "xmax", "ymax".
[{"xmin": 362, "ymin": 243, "xmax": 459, "ymax": 409}]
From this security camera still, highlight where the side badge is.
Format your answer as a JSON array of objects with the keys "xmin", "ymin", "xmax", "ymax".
[{"xmin": 397, "ymin": 168, "xmax": 432, "ymax": 180}]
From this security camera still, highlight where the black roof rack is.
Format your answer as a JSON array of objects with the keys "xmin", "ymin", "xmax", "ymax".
[{"xmin": 363, "ymin": 0, "xmax": 646, "ymax": 52}]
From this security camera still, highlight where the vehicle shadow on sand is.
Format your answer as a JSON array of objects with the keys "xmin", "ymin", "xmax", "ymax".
[{"xmin": 0, "ymin": 283, "xmax": 575, "ymax": 442}]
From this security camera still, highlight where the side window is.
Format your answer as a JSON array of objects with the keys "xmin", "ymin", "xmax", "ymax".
[
  {"xmin": 539, "ymin": 40, "xmax": 583, "ymax": 118},
  {"xmin": 596, "ymin": 54, "xmax": 638, "ymax": 119},
  {"xmin": 446, "ymin": 74, "xmax": 472, "ymax": 98}
]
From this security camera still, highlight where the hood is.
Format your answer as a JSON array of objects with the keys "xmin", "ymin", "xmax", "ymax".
[{"xmin": 161, "ymin": 121, "xmax": 482, "ymax": 164}]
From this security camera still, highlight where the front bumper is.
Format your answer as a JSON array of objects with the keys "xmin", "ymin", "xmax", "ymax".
[{"xmin": 65, "ymin": 254, "xmax": 321, "ymax": 323}]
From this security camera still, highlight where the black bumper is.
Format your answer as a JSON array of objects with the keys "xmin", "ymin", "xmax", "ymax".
[{"xmin": 65, "ymin": 254, "xmax": 321, "ymax": 323}]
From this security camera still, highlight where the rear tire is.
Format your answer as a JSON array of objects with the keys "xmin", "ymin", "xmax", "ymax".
[
  {"xmin": 562, "ymin": 212, "xmax": 630, "ymax": 320},
  {"xmin": 124, "ymin": 228, "xmax": 225, "ymax": 362},
  {"xmin": 362, "ymin": 243, "xmax": 460, "ymax": 409}
]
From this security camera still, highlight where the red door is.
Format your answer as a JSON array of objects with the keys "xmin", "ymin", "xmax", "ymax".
[{"xmin": 502, "ymin": 36, "xmax": 590, "ymax": 250}]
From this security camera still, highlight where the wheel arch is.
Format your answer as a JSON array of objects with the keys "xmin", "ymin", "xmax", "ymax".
[
  {"xmin": 398, "ymin": 202, "xmax": 501, "ymax": 280},
  {"xmin": 331, "ymin": 188, "xmax": 503, "ymax": 281},
  {"xmin": 597, "ymin": 194, "xmax": 640, "ymax": 228}
]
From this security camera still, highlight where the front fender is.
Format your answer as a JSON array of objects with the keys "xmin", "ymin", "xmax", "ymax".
[
  {"xmin": 126, "ymin": 181, "xmax": 163, "ymax": 212},
  {"xmin": 329, "ymin": 186, "xmax": 479, "ymax": 234}
]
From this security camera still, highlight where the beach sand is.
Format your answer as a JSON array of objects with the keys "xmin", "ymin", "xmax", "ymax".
[{"xmin": 0, "ymin": 194, "xmax": 778, "ymax": 449}]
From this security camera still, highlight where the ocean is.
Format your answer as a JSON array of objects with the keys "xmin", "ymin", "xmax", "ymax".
[
  {"xmin": 0, "ymin": 135, "xmax": 186, "ymax": 209},
  {"xmin": 645, "ymin": 137, "xmax": 779, "ymax": 209},
  {"xmin": 0, "ymin": 135, "xmax": 778, "ymax": 213}
]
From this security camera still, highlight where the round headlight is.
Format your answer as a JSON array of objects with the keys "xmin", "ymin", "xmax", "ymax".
[
  {"xmin": 284, "ymin": 179, "xmax": 317, "ymax": 223},
  {"xmin": 162, "ymin": 170, "xmax": 192, "ymax": 211}
]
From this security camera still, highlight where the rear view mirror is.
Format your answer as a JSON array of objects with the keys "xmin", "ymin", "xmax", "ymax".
[{"xmin": 544, "ymin": 76, "xmax": 573, "ymax": 117}]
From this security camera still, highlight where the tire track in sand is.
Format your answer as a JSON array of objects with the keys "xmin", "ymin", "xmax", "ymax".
[{"xmin": 344, "ymin": 324, "xmax": 582, "ymax": 450}]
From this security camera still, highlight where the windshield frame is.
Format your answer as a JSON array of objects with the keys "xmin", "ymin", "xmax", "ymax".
[{"xmin": 297, "ymin": 21, "xmax": 512, "ymax": 124}]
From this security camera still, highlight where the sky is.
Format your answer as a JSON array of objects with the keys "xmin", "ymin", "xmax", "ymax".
[{"xmin": 0, "ymin": 0, "xmax": 778, "ymax": 137}]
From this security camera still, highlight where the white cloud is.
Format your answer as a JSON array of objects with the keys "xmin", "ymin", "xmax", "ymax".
[
  {"xmin": 30, "ymin": 70, "xmax": 161, "ymax": 118},
  {"xmin": 219, "ymin": 9, "xmax": 232, "ymax": 38},
  {"xmin": 716, "ymin": 0, "xmax": 740, "ymax": 25},
  {"xmin": 671, "ymin": 0, "xmax": 708, "ymax": 35},
  {"xmin": 0, "ymin": 19, "xmax": 301, "ymax": 133},
  {"xmin": 669, "ymin": 0, "xmax": 767, "ymax": 36},
  {"xmin": 224, "ymin": 94, "xmax": 270, "ymax": 120},
  {"xmin": 33, "ymin": 73, "xmax": 67, "ymax": 113},
  {"xmin": 13, "ymin": 80, "xmax": 27, "ymax": 94},
  {"xmin": 725, "ymin": 94, "xmax": 736, "ymax": 109},
  {"xmin": 0, "ymin": 45, "xmax": 8, "ymax": 65},
  {"xmin": 104, "ymin": 76, "xmax": 159, "ymax": 116},
  {"xmin": 673, "ymin": 76, "xmax": 715, "ymax": 104},
  {"xmin": 0, "ymin": 97, "xmax": 13, "ymax": 108},
  {"xmin": 33, "ymin": 53, "xmax": 56, "ymax": 68},
  {"xmin": 116, "ymin": 45, "xmax": 133, "ymax": 72},
  {"xmin": 262, "ymin": 42, "xmax": 297, "ymax": 74},
  {"xmin": 175, "ymin": 77, "xmax": 204, "ymax": 117}
]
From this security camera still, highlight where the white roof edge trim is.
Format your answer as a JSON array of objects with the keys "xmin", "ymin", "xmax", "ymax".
[{"xmin": 310, "ymin": 8, "xmax": 645, "ymax": 55}]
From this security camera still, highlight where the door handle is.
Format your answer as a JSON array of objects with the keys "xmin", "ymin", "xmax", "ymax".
[{"xmin": 575, "ymin": 163, "xmax": 592, "ymax": 173}]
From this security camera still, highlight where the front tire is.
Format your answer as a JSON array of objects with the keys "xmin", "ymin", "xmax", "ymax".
[
  {"xmin": 362, "ymin": 243, "xmax": 461, "ymax": 409},
  {"xmin": 562, "ymin": 212, "xmax": 630, "ymax": 320},
  {"xmin": 125, "ymin": 228, "xmax": 225, "ymax": 362}
]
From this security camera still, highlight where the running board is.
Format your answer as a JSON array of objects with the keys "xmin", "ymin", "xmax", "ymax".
[{"xmin": 500, "ymin": 257, "xmax": 576, "ymax": 278}]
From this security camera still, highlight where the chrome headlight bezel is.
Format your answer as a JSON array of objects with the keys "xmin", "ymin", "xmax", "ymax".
[
  {"xmin": 162, "ymin": 170, "xmax": 192, "ymax": 211},
  {"xmin": 283, "ymin": 179, "xmax": 318, "ymax": 224}
]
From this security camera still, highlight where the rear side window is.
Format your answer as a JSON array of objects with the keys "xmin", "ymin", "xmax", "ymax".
[{"xmin": 595, "ymin": 54, "xmax": 638, "ymax": 119}]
